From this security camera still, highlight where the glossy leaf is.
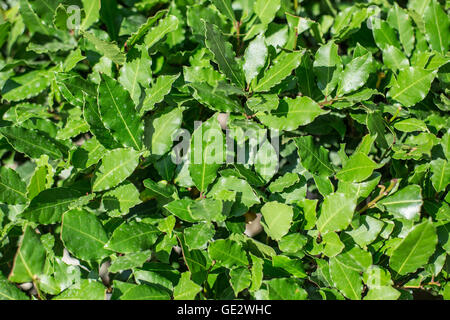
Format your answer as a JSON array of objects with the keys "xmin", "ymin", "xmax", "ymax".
[
  {"xmin": 141, "ymin": 74, "xmax": 179, "ymax": 114},
  {"xmin": 105, "ymin": 221, "xmax": 159, "ymax": 253},
  {"xmin": 243, "ymin": 34, "xmax": 268, "ymax": 84},
  {"xmin": 254, "ymin": 0, "xmax": 280, "ymax": 25},
  {"xmin": 316, "ymin": 193, "xmax": 356, "ymax": 233},
  {"xmin": 390, "ymin": 220, "xmax": 438, "ymax": 275},
  {"xmin": 22, "ymin": 188, "xmax": 84, "ymax": 224},
  {"xmin": 98, "ymin": 74, "xmax": 143, "ymax": 150},
  {"xmin": 295, "ymin": 136, "xmax": 334, "ymax": 176},
  {"xmin": 189, "ymin": 116, "xmax": 225, "ymax": 192},
  {"xmin": 260, "ymin": 201, "xmax": 293, "ymax": 240},
  {"xmin": 378, "ymin": 185, "xmax": 423, "ymax": 220},
  {"xmin": 173, "ymin": 272, "xmax": 202, "ymax": 300},
  {"xmin": 0, "ymin": 126, "xmax": 67, "ymax": 160},
  {"xmin": 208, "ymin": 239, "xmax": 248, "ymax": 268},
  {"xmin": 0, "ymin": 167, "xmax": 27, "ymax": 205},
  {"xmin": 388, "ymin": 67, "xmax": 436, "ymax": 107},
  {"xmin": 204, "ymin": 21, "xmax": 245, "ymax": 88},
  {"xmin": 336, "ymin": 152, "xmax": 378, "ymax": 183},
  {"xmin": 61, "ymin": 209, "xmax": 109, "ymax": 261},
  {"xmin": 423, "ymin": 0, "xmax": 449, "ymax": 54},
  {"xmin": 253, "ymin": 51, "xmax": 303, "ymax": 92},
  {"xmin": 257, "ymin": 96, "xmax": 328, "ymax": 131},
  {"xmin": 9, "ymin": 226, "xmax": 46, "ymax": 283},
  {"xmin": 92, "ymin": 148, "xmax": 140, "ymax": 192}
]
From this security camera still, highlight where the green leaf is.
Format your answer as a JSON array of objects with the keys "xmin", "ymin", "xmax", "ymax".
[
  {"xmin": 211, "ymin": 0, "xmax": 236, "ymax": 22},
  {"xmin": 61, "ymin": 209, "xmax": 109, "ymax": 261},
  {"xmin": 22, "ymin": 188, "xmax": 83, "ymax": 224},
  {"xmin": 71, "ymin": 137, "xmax": 106, "ymax": 170},
  {"xmin": 141, "ymin": 74, "xmax": 179, "ymax": 114},
  {"xmin": 80, "ymin": 0, "xmax": 100, "ymax": 31},
  {"xmin": 337, "ymin": 53, "xmax": 373, "ymax": 96},
  {"xmin": 337, "ymin": 173, "xmax": 381, "ymax": 204},
  {"xmin": 278, "ymin": 233, "xmax": 307, "ymax": 253},
  {"xmin": 98, "ymin": 74, "xmax": 143, "ymax": 150},
  {"xmin": 382, "ymin": 45, "xmax": 409, "ymax": 71},
  {"xmin": 372, "ymin": 18, "xmax": 402, "ymax": 51},
  {"xmin": 366, "ymin": 111, "xmax": 389, "ymax": 149},
  {"xmin": 173, "ymin": 271, "xmax": 202, "ymax": 300},
  {"xmin": 313, "ymin": 41, "xmax": 342, "ymax": 97},
  {"xmin": 189, "ymin": 116, "xmax": 225, "ymax": 192},
  {"xmin": 249, "ymin": 254, "xmax": 263, "ymax": 292},
  {"xmin": 266, "ymin": 278, "xmax": 307, "ymax": 300},
  {"xmin": 243, "ymin": 34, "xmax": 268, "ymax": 85},
  {"xmin": 144, "ymin": 15, "xmax": 179, "ymax": 50},
  {"xmin": 272, "ymin": 255, "xmax": 307, "ymax": 278},
  {"xmin": 0, "ymin": 126, "xmax": 67, "ymax": 160},
  {"xmin": 260, "ymin": 201, "xmax": 293, "ymax": 240},
  {"xmin": 208, "ymin": 176, "xmax": 260, "ymax": 215},
  {"xmin": 4, "ymin": 0, "xmax": 450, "ymax": 301},
  {"xmin": 394, "ymin": 118, "xmax": 428, "ymax": 132},
  {"xmin": 254, "ymin": 0, "xmax": 281, "ymax": 25},
  {"xmin": 9, "ymin": 226, "xmax": 46, "ymax": 283},
  {"xmin": 253, "ymin": 50, "xmax": 303, "ymax": 92},
  {"xmin": 336, "ymin": 152, "xmax": 378, "ymax": 183},
  {"xmin": 268, "ymin": 172, "xmax": 299, "ymax": 193},
  {"xmin": 126, "ymin": 10, "xmax": 168, "ymax": 49},
  {"xmin": 92, "ymin": 148, "xmax": 140, "ymax": 192},
  {"xmin": 430, "ymin": 159, "xmax": 449, "ymax": 192},
  {"xmin": 144, "ymin": 107, "xmax": 183, "ymax": 159},
  {"xmin": 229, "ymin": 267, "xmax": 251, "ymax": 295},
  {"xmin": 39, "ymin": 257, "xmax": 81, "ymax": 296},
  {"xmin": 19, "ymin": 0, "xmax": 50, "ymax": 35},
  {"xmin": 254, "ymin": 139, "xmax": 278, "ymax": 182},
  {"xmin": 0, "ymin": 167, "xmax": 27, "ymax": 205},
  {"xmin": 295, "ymin": 136, "xmax": 334, "ymax": 176},
  {"xmin": 329, "ymin": 256, "xmax": 363, "ymax": 300},
  {"xmin": 387, "ymin": 3, "xmax": 415, "ymax": 56},
  {"xmin": 257, "ymin": 96, "xmax": 328, "ymax": 131},
  {"xmin": 346, "ymin": 215, "xmax": 384, "ymax": 248},
  {"xmin": 390, "ymin": 220, "xmax": 438, "ymax": 275},
  {"xmin": 181, "ymin": 198, "xmax": 226, "ymax": 222},
  {"xmin": 316, "ymin": 193, "xmax": 356, "ymax": 233},
  {"xmin": 143, "ymin": 178, "xmax": 178, "ymax": 200},
  {"xmin": 188, "ymin": 82, "xmax": 243, "ymax": 113},
  {"xmin": 121, "ymin": 284, "xmax": 170, "ymax": 300},
  {"xmin": 3, "ymin": 103, "xmax": 50, "ymax": 124},
  {"xmin": 296, "ymin": 52, "xmax": 321, "ymax": 99},
  {"xmin": 105, "ymin": 221, "xmax": 159, "ymax": 253},
  {"xmin": 334, "ymin": 245, "xmax": 372, "ymax": 272},
  {"xmin": 204, "ymin": 21, "xmax": 246, "ymax": 88},
  {"xmin": 108, "ymin": 251, "xmax": 151, "ymax": 273},
  {"xmin": 0, "ymin": 276, "xmax": 30, "ymax": 300},
  {"xmin": 2, "ymin": 70, "xmax": 50, "ymax": 102},
  {"xmin": 208, "ymin": 239, "xmax": 249, "ymax": 268},
  {"xmin": 102, "ymin": 182, "xmax": 141, "ymax": 217},
  {"xmin": 313, "ymin": 175, "xmax": 334, "ymax": 196},
  {"xmin": 388, "ymin": 67, "xmax": 436, "ymax": 107},
  {"xmin": 83, "ymin": 95, "xmax": 121, "ymax": 149},
  {"xmin": 378, "ymin": 185, "xmax": 423, "ymax": 220},
  {"xmin": 322, "ymin": 232, "xmax": 345, "ymax": 257},
  {"xmin": 118, "ymin": 48, "xmax": 152, "ymax": 105},
  {"xmin": 82, "ymin": 31, "xmax": 126, "ymax": 65},
  {"xmin": 423, "ymin": 0, "xmax": 449, "ymax": 54},
  {"xmin": 364, "ymin": 286, "xmax": 401, "ymax": 300},
  {"xmin": 53, "ymin": 280, "xmax": 106, "ymax": 300}
]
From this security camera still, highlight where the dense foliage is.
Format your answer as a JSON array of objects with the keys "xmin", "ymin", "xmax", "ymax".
[{"xmin": 0, "ymin": 0, "xmax": 449, "ymax": 300}]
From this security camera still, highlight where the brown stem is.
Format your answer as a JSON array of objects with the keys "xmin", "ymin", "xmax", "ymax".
[{"xmin": 358, "ymin": 179, "xmax": 398, "ymax": 214}]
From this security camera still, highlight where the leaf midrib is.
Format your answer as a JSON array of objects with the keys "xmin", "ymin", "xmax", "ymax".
[{"xmin": 102, "ymin": 78, "xmax": 140, "ymax": 150}]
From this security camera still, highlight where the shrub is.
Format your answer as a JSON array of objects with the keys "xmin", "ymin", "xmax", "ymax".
[{"xmin": 0, "ymin": 0, "xmax": 449, "ymax": 300}]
